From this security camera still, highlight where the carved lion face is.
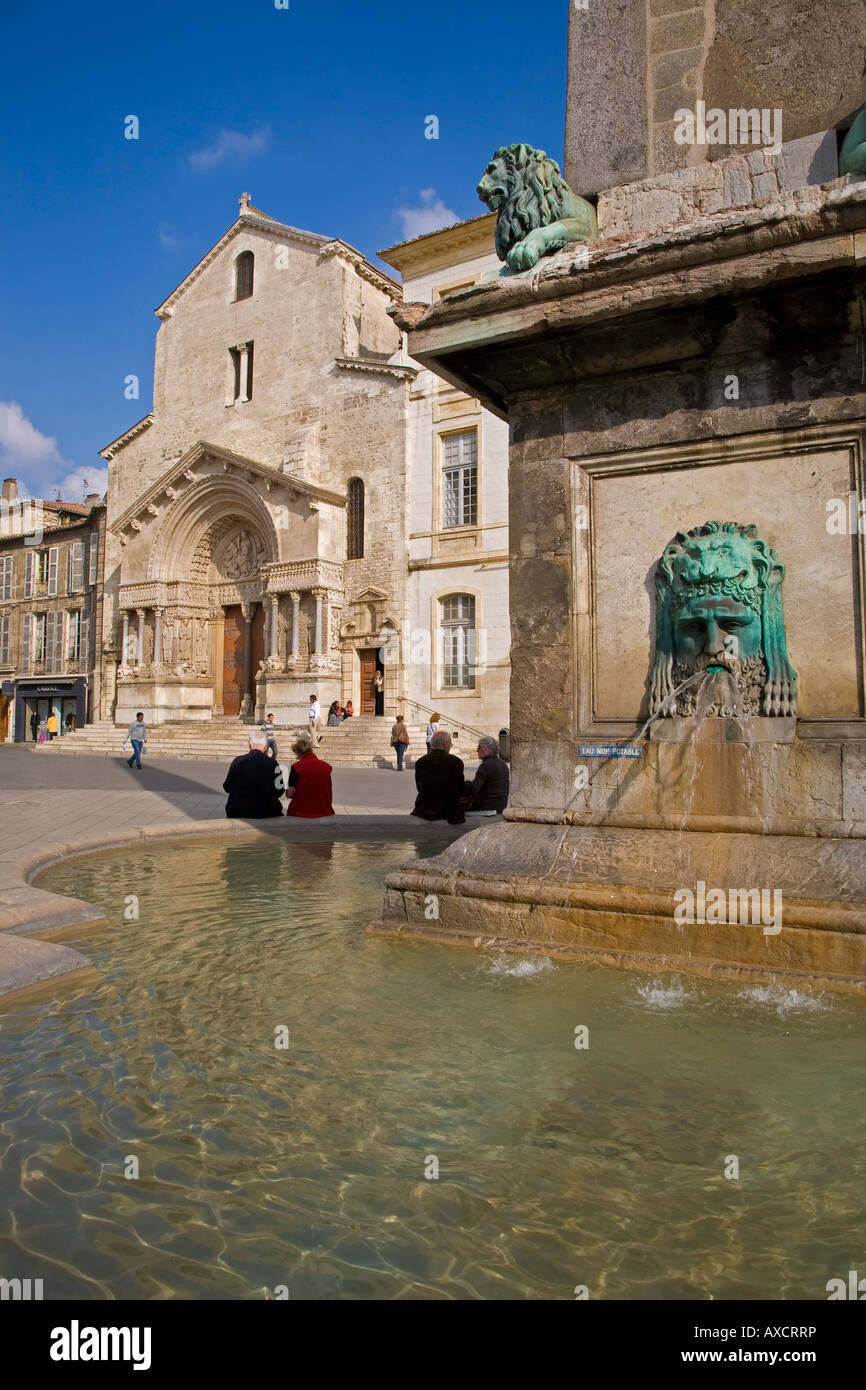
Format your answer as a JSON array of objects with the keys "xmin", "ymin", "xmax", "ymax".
[
  {"xmin": 477, "ymin": 153, "xmax": 510, "ymax": 212},
  {"xmin": 666, "ymin": 531, "xmax": 763, "ymax": 596}
]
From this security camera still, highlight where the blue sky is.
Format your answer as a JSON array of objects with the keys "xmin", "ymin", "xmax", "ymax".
[{"xmin": 0, "ymin": 0, "xmax": 570, "ymax": 501}]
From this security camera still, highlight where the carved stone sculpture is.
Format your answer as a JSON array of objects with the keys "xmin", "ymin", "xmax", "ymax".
[
  {"xmin": 649, "ymin": 522, "xmax": 797, "ymax": 718},
  {"xmin": 477, "ymin": 143, "xmax": 597, "ymax": 272}
]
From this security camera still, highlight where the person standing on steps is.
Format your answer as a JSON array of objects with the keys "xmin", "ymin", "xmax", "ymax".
[
  {"xmin": 374, "ymin": 669, "xmax": 385, "ymax": 717},
  {"xmin": 426, "ymin": 712, "xmax": 441, "ymax": 750},
  {"xmin": 391, "ymin": 713, "xmax": 410, "ymax": 771},
  {"xmin": 46, "ymin": 711, "xmax": 59, "ymax": 741},
  {"xmin": 308, "ymin": 694, "xmax": 321, "ymax": 744},
  {"xmin": 126, "ymin": 712, "xmax": 147, "ymax": 769},
  {"xmin": 261, "ymin": 713, "xmax": 278, "ymax": 760}
]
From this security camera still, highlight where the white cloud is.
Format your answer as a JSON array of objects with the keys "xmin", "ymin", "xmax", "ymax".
[
  {"xmin": 158, "ymin": 222, "xmax": 184, "ymax": 250},
  {"xmin": 55, "ymin": 466, "xmax": 108, "ymax": 502},
  {"xmin": 394, "ymin": 188, "xmax": 459, "ymax": 239},
  {"xmin": 0, "ymin": 400, "xmax": 98, "ymax": 501},
  {"xmin": 189, "ymin": 126, "xmax": 272, "ymax": 171}
]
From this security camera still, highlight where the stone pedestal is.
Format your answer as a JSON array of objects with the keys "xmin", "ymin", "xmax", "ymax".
[{"xmin": 380, "ymin": 174, "xmax": 866, "ymax": 991}]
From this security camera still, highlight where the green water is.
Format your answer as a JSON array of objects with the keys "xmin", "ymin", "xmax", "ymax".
[{"xmin": 0, "ymin": 833, "xmax": 863, "ymax": 1301}]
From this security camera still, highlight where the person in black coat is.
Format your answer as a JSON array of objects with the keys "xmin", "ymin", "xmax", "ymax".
[
  {"xmin": 411, "ymin": 730, "xmax": 465, "ymax": 824},
  {"xmin": 223, "ymin": 731, "xmax": 284, "ymax": 819}
]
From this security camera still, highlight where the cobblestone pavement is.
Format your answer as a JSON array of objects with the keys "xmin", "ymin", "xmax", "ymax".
[{"xmin": 0, "ymin": 746, "xmax": 479, "ymax": 855}]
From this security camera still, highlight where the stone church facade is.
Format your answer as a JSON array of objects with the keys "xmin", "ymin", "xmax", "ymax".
[{"xmin": 100, "ymin": 195, "xmax": 414, "ymax": 727}]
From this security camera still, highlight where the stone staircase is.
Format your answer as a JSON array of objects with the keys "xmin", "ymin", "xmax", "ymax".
[{"xmin": 30, "ymin": 717, "xmax": 479, "ymax": 767}]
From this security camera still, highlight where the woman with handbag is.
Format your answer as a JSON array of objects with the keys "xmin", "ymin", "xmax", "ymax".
[{"xmin": 390, "ymin": 714, "xmax": 410, "ymax": 771}]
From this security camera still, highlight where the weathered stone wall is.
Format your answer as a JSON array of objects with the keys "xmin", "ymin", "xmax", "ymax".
[{"xmin": 567, "ymin": 0, "xmax": 866, "ymax": 193}]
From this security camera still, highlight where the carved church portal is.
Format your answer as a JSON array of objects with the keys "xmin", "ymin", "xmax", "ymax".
[{"xmin": 222, "ymin": 605, "xmax": 265, "ymax": 717}]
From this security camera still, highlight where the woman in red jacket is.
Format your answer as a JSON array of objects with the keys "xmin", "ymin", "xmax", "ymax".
[{"xmin": 285, "ymin": 732, "xmax": 335, "ymax": 818}]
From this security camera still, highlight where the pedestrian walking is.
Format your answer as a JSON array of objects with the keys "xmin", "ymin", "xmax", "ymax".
[
  {"xmin": 46, "ymin": 711, "xmax": 59, "ymax": 740},
  {"xmin": 391, "ymin": 713, "xmax": 410, "ymax": 771},
  {"xmin": 125, "ymin": 712, "xmax": 147, "ymax": 769},
  {"xmin": 261, "ymin": 712, "xmax": 278, "ymax": 760}
]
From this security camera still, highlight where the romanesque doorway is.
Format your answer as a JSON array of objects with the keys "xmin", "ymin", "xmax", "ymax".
[{"xmin": 222, "ymin": 605, "xmax": 266, "ymax": 717}]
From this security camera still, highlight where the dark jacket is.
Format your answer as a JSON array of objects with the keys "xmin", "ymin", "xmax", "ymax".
[
  {"xmin": 223, "ymin": 749, "xmax": 284, "ymax": 819},
  {"xmin": 466, "ymin": 755, "xmax": 510, "ymax": 812},
  {"xmin": 412, "ymin": 749, "xmax": 465, "ymax": 824}
]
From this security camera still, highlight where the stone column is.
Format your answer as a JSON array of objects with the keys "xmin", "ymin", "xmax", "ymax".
[
  {"xmin": 269, "ymin": 596, "xmax": 279, "ymax": 659},
  {"xmin": 289, "ymin": 591, "xmax": 300, "ymax": 664},
  {"xmin": 238, "ymin": 343, "xmax": 250, "ymax": 403},
  {"xmin": 240, "ymin": 600, "xmax": 254, "ymax": 718},
  {"xmin": 136, "ymin": 609, "xmax": 146, "ymax": 667},
  {"xmin": 153, "ymin": 608, "xmax": 164, "ymax": 666},
  {"xmin": 313, "ymin": 588, "xmax": 324, "ymax": 655},
  {"xmin": 121, "ymin": 611, "xmax": 130, "ymax": 666}
]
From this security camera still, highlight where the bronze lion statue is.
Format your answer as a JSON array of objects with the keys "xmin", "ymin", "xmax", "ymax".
[{"xmin": 477, "ymin": 143, "xmax": 597, "ymax": 272}]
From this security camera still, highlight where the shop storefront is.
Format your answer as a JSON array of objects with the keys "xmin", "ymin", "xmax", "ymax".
[{"xmin": 14, "ymin": 678, "xmax": 87, "ymax": 743}]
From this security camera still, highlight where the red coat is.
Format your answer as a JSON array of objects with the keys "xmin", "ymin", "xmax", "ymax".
[{"xmin": 286, "ymin": 751, "xmax": 335, "ymax": 818}]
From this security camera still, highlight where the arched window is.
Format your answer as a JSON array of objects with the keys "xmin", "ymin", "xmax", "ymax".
[
  {"xmin": 441, "ymin": 594, "xmax": 476, "ymax": 689},
  {"xmin": 235, "ymin": 251, "xmax": 254, "ymax": 301},
  {"xmin": 347, "ymin": 478, "xmax": 365, "ymax": 559}
]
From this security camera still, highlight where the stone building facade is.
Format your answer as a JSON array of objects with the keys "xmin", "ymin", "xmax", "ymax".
[
  {"xmin": 379, "ymin": 214, "xmax": 510, "ymax": 741},
  {"xmin": 0, "ymin": 479, "xmax": 106, "ymax": 741},
  {"xmin": 99, "ymin": 195, "xmax": 414, "ymax": 727}
]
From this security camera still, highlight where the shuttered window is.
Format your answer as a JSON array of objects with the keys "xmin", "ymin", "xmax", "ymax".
[
  {"xmin": 347, "ymin": 478, "xmax": 365, "ymax": 559},
  {"xmin": 20, "ymin": 612, "xmax": 33, "ymax": 673},
  {"xmin": 0, "ymin": 555, "xmax": 11, "ymax": 600},
  {"xmin": 88, "ymin": 531, "xmax": 99, "ymax": 585},
  {"xmin": 0, "ymin": 615, "xmax": 9, "ymax": 665},
  {"xmin": 45, "ymin": 611, "xmax": 64, "ymax": 669},
  {"xmin": 67, "ymin": 540, "xmax": 85, "ymax": 593},
  {"xmin": 66, "ymin": 610, "xmax": 81, "ymax": 662},
  {"xmin": 80, "ymin": 609, "xmax": 90, "ymax": 669},
  {"xmin": 47, "ymin": 546, "xmax": 59, "ymax": 596},
  {"xmin": 24, "ymin": 550, "xmax": 35, "ymax": 597}
]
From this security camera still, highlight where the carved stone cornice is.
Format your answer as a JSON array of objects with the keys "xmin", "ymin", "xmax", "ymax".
[
  {"xmin": 334, "ymin": 357, "xmax": 418, "ymax": 381},
  {"xmin": 317, "ymin": 241, "xmax": 401, "ymax": 301},
  {"xmin": 110, "ymin": 441, "xmax": 347, "ymax": 541},
  {"xmin": 119, "ymin": 581, "xmax": 210, "ymax": 611},
  {"xmin": 99, "ymin": 414, "xmax": 154, "ymax": 461},
  {"xmin": 264, "ymin": 559, "xmax": 344, "ymax": 595}
]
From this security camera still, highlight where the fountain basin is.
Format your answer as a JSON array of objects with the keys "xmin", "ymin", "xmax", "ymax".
[{"xmin": 376, "ymin": 820, "xmax": 866, "ymax": 993}]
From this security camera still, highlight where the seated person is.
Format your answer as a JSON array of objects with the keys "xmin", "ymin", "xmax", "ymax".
[
  {"xmin": 342, "ymin": 701, "xmax": 355, "ymax": 720},
  {"xmin": 286, "ymin": 732, "xmax": 335, "ymax": 818},
  {"xmin": 411, "ymin": 730, "xmax": 465, "ymax": 825},
  {"xmin": 224, "ymin": 731, "xmax": 284, "ymax": 819},
  {"xmin": 463, "ymin": 735, "xmax": 510, "ymax": 815},
  {"xmin": 327, "ymin": 701, "xmax": 343, "ymax": 726}
]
